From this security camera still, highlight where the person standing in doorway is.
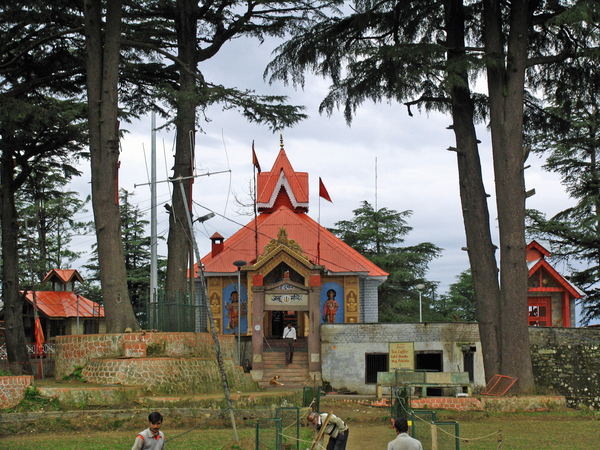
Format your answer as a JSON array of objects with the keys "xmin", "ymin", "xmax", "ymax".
[{"xmin": 283, "ymin": 322, "xmax": 296, "ymax": 364}]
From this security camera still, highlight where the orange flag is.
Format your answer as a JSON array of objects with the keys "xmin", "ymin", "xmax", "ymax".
[
  {"xmin": 35, "ymin": 317, "xmax": 44, "ymax": 355},
  {"xmin": 319, "ymin": 177, "xmax": 332, "ymax": 203}
]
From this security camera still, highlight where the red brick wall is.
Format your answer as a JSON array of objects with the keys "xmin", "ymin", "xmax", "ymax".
[{"xmin": 0, "ymin": 376, "xmax": 33, "ymax": 409}]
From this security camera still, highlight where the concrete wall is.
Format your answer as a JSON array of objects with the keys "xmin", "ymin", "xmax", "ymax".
[
  {"xmin": 64, "ymin": 317, "xmax": 107, "ymax": 336},
  {"xmin": 320, "ymin": 323, "xmax": 485, "ymax": 395}
]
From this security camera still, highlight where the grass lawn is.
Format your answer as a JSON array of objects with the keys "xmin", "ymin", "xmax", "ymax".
[{"xmin": 2, "ymin": 410, "xmax": 599, "ymax": 450}]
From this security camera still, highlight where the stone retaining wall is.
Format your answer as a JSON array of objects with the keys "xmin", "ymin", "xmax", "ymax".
[
  {"xmin": 0, "ymin": 376, "xmax": 33, "ymax": 409},
  {"xmin": 530, "ymin": 327, "xmax": 600, "ymax": 409},
  {"xmin": 55, "ymin": 332, "xmax": 236, "ymax": 379},
  {"xmin": 339, "ymin": 395, "xmax": 566, "ymax": 412},
  {"xmin": 82, "ymin": 357, "xmax": 257, "ymax": 394}
]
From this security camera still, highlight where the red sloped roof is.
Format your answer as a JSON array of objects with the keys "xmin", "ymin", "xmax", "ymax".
[
  {"xmin": 526, "ymin": 240, "xmax": 550, "ymax": 261},
  {"xmin": 528, "ymin": 259, "xmax": 582, "ymax": 299},
  {"xmin": 256, "ymin": 148, "xmax": 309, "ymax": 210},
  {"xmin": 200, "ymin": 206, "xmax": 388, "ymax": 277},
  {"xmin": 41, "ymin": 269, "xmax": 84, "ymax": 285},
  {"xmin": 23, "ymin": 291, "xmax": 104, "ymax": 318}
]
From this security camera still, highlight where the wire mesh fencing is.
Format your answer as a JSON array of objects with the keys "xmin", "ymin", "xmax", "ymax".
[
  {"xmin": 256, "ymin": 418, "xmax": 282, "ymax": 450},
  {"xmin": 413, "ymin": 419, "xmax": 460, "ymax": 450},
  {"xmin": 276, "ymin": 407, "xmax": 300, "ymax": 450},
  {"xmin": 302, "ymin": 386, "xmax": 321, "ymax": 413}
]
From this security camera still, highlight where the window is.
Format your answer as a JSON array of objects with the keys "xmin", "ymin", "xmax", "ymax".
[
  {"xmin": 365, "ymin": 353, "xmax": 388, "ymax": 384},
  {"xmin": 528, "ymin": 297, "xmax": 551, "ymax": 326}
]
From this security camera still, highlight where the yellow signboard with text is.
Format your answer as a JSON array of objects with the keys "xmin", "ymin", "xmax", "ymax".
[{"xmin": 389, "ymin": 342, "xmax": 415, "ymax": 370}]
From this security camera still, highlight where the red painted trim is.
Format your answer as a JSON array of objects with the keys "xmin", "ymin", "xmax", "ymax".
[
  {"xmin": 528, "ymin": 259, "xmax": 581, "ymax": 298},
  {"xmin": 563, "ymin": 291, "xmax": 570, "ymax": 327}
]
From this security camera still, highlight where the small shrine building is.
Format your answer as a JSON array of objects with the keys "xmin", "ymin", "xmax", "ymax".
[
  {"xmin": 527, "ymin": 240, "xmax": 583, "ymax": 327},
  {"xmin": 197, "ymin": 138, "xmax": 388, "ymax": 382}
]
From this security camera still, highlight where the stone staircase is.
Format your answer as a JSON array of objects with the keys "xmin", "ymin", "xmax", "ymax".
[{"xmin": 258, "ymin": 338, "xmax": 317, "ymax": 389}]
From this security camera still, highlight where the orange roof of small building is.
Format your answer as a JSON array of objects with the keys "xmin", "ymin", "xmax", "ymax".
[
  {"xmin": 41, "ymin": 269, "xmax": 84, "ymax": 286},
  {"xmin": 23, "ymin": 291, "xmax": 104, "ymax": 318}
]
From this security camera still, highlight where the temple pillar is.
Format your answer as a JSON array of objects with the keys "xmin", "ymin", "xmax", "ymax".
[
  {"xmin": 250, "ymin": 276, "xmax": 265, "ymax": 382},
  {"xmin": 308, "ymin": 275, "xmax": 322, "ymax": 378}
]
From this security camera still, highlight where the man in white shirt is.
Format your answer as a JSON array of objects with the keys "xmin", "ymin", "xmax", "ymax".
[
  {"xmin": 388, "ymin": 417, "xmax": 422, "ymax": 450},
  {"xmin": 132, "ymin": 411, "xmax": 165, "ymax": 450},
  {"xmin": 283, "ymin": 323, "xmax": 297, "ymax": 364}
]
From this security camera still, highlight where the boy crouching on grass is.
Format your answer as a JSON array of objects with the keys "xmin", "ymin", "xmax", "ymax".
[{"xmin": 132, "ymin": 411, "xmax": 165, "ymax": 450}]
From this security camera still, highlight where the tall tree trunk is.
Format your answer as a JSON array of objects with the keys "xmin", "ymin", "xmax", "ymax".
[
  {"xmin": 165, "ymin": 0, "xmax": 197, "ymax": 298},
  {"xmin": 444, "ymin": 0, "xmax": 501, "ymax": 380},
  {"xmin": 484, "ymin": 0, "xmax": 534, "ymax": 391},
  {"xmin": 1, "ymin": 147, "xmax": 31, "ymax": 370},
  {"xmin": 84, "ymin": 0, "xmax": 140, "ymax": 333}
]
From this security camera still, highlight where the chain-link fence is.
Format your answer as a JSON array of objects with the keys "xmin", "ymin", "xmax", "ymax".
[{"xmin": 137, "ymin": 289, "xmax": 208, "ymax": 332}]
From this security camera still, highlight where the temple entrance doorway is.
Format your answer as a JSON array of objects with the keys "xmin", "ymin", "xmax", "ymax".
[{"xmin": 265, "ymin": 311, "xmax": 305, "ymax": 338}]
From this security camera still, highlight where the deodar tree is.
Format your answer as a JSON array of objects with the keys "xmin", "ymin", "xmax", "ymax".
[
  {"xmin": 83, "ymin": 0, "xmax": 141, "ymax": 332},
  {"xmin": 329, "ymin": 200, "xmax": 442, "ymax": 323},
  {"xmin": 266, "ymin": 0, "xmax": 600, "ymax": 391},
  {"xmin": 0, "ymin": 2, "xmax": 88, "ymax": 366}
]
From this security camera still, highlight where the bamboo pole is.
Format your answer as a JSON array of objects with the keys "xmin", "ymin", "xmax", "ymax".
[
  {"xmin": 310, "ymin": 412, "xmax": 332, "ymax": 450},
  {"xmin": 178, "ymin": 180, "xmax": 238, "ymax": 441}
]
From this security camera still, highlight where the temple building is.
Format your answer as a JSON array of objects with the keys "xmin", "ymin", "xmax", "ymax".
[{"xmin": 197, "ymin": 137, "xmax": 387, "ymax": 385}]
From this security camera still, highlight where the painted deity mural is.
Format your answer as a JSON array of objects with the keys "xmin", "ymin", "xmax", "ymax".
[
  {"xmin": 222, "ymin": 284, "xmax": 248, "ymax": 334},
  {"xmin": 320, "ymin": 282, "xmax": 344, "ymax": 323}
]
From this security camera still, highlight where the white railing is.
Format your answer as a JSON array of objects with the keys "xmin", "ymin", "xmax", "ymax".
[
  {"xmin": 0, "ymin": 342, "xmax": 55, "ymax": 359},
  {"xmin": 26, "ymin": 343, "xmax": 56, "ymax": 356}
]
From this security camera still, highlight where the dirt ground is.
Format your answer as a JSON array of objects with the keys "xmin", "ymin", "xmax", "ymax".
[{"xmin": 319, "ymin": 398, "xmax": 394, "ymax": 449}]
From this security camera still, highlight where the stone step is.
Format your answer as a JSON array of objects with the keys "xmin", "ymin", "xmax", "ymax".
[
  {"xmin": 264, "ymin": 339, "xmax": 308, "ymax": 349},
  {"xmin": 264, "ymin": 364, "xmax": 308, "ymax": 371},
  {"xmin": 263, "ymin": 354, "xmax": 308, "ymax": 363},
  {"xmin": 258, "ymin": 382, "xmax": 311, "ymax": 389}
]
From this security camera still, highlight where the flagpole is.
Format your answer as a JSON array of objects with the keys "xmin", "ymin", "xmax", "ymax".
[
  {"xmin": 252, "ymin": 140, "xmax": 259, "ymax": 261},
  {"xmin": 254, "ymin": 163, "xmax": 258, "ymax": 261},
  {"xmin": 318, "ymin": 187, "xmax": 321, "ymax": 265}
]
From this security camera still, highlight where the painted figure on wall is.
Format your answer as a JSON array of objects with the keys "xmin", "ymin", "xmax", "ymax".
[
  {"xmin": 323, "ymin": 289, "xmax": 339, "ymax": 323},
  {"xmin": 225, "ymin": 291, "xmax": 247, "ymax": 333}
]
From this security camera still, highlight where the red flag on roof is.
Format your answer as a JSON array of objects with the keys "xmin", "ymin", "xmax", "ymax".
[
  {"xmin": 319, "ymin": 177, "xmax": 332, "ymax": 203},
  {"xmin": 34, "ymin": 317, "xmax": 44, "ymax": 355},
  {"xmin": 252, "ymin": 141, "xmax": 261, "ymax": 173}
]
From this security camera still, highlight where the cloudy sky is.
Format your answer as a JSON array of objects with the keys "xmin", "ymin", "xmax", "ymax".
[{"xmin": 70, "ymin": 35, "xmax": 575, "ymax": 308}]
